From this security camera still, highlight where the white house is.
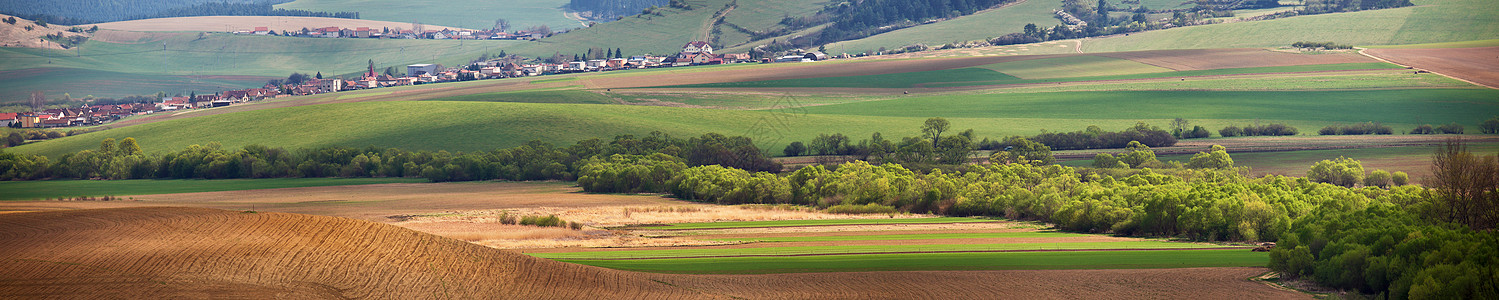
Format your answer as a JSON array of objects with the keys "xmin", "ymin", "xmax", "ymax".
[
  {"xmin": 682, "ymin": 41, "xmax": 713, "ymax": 54},
  {"xmin": 407, "ymin": 64, "xmax": 438, "ymax": 76}
]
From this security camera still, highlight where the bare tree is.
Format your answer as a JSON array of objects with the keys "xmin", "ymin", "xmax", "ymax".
[
  {"xmin": 493, "ymin": 18, "xmax": 510, "ymax": 31},
  {"xmin": 1430, "ymin": 137, "xmax": 1499, "ymax": 230},
  {"xmin": 29, "ymin": 91, "xmax": 44, "ymax": 111}
]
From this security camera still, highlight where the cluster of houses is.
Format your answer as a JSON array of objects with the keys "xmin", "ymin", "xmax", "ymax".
[
  {"xmin": 5, "ymin": 41, "xmax": 833, "ymax": 129},
  {"xmin": 234, "ymin": 26, "xmax": 548, "ymax": 40},
  {"xmin": 2, "ymin": 104, "xmax": 153, "ymax": 128}
]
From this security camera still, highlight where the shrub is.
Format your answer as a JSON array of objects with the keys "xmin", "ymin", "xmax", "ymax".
[
  {"xmin": 824, "ymin": 203, "xmax": 898, "ymax": 214},
  {"xmin": 1392, "ymin": 171, "xmax": 1409, "ymax": 186},
  {"xmin": 1091, "ymin": 153, "xmax": 1127, "ymax": 168},
  {"xmin": 520, "ymin": 214, "xmax": 565, "ymax": 227},
  {"xmin": 499, "ymin": 212, "xmax": 518, "ymax": 225},
  {"xmin": 782, "ymin": 141, "xmax": 806, "ymax": 156},
  {"xmin": 1219, "ymin": 126, "xmax": 1243, "ymax": 137},
  {"xmin": 1411, "ymin": 124, "xmax": 1435, "ymax": 134},
  {"xmin": 1364, "ymin": 169, "xmax": 1392, "ymax": 188},
  {"xmin": 1437, "ymin": 122, "xmax": 1464, "ymax": 134},
  {"xmin": 1481, "ymin": 117, "xmax": 1499, "ymax": 134},
  {"xmin": 1186, "ymin": 145, "xmax": 1234, "ymax": 169},
  {"xmin": 1306, "ymin": 157, "xmax": 1364, "ymax": 187},
  {"xmin": 1240, "ymin": 123, "xmax": 1298, "ymax": 136}
]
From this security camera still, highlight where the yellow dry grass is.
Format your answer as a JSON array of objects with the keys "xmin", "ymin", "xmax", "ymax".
[{"xmin": 0, "ymin": 13, "xmax": 88, "ymax": 49}]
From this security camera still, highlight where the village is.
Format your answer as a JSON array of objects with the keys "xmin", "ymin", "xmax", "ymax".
[{"xmin": 3, "ymin": 40, "xmax": 832, "ymax": 129}]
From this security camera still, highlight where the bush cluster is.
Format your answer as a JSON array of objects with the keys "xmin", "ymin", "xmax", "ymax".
[
  {"xmin": 1024, "ymin": 123, "xmax": 1177, "ymax": 150},
  {"xmin": 1219, "ymin": 123, "xmax": 1299, "ymax": 137},
  {"xmin": 1319, "ymin": 122, "xmax": 1393, "ymax": 135},
  {"xmin": 1291, "ymin": 41, "xmax": 1354, "ymax": 49},
  {"xmin": 1410, "ymin": 123, "xmax": 1465, "ymax": 134},
  {"xmin": 824, "ymin": 203, "xmax": 899, "ymax": 214}
]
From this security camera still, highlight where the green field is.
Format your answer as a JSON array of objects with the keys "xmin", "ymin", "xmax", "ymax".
[
  {"xmin": 711, "ymin": 231, "xmax": 1090, "ymax": 242},
  {"xmin": 672, "ymin": 62, "xmax": 1401, "ymax": 88},
  {"xmin": 0, "ymin": 34, "xmax": 521, "ymax": 78},
  {"xmin": 638, "ymin": 217, "xmax": 994, "ymax": 230},
  {"xmin": 824, "ymin": 0, "xmax": 1063, "ymax": 55},
  {"xmin": 1363, "ymin": 38, "xmax": 1499, "ymax": 49},
  {"xmin": 275, "ymin": 0, "xmax": 582, "ymax": 30},
  {"xmin": 533, "ymin": 241, "xmax": 1236, "ymax": 259},
  {"xmin": 1082, "ymin": 0, "xmax": 1499, "ymax": 52},
  {"xmin": 978, "ymin": 56, "xmax": 1175, "ymax": 79},
  {"xmin": 0, "ymin": 178, "xmax": 425, "ymax": 200},
  {"xmin": 432, "ymin": 89, "xmax": 615, "ymax": 104},
  {"xmin": 13, "ymin": 87, "xmax": 1496, "ymax": 159},
  {"xmin": 552, "ymin": 249, "xmax": 1268, "ymax": 274}
]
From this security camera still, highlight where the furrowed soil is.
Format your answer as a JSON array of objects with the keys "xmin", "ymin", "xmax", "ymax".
[
  {"xmin": 1364, "ymin": 46, "xmax": 1499, "ymax": 88},
  {"xmin": 0, "ymin": 207, "xmax": 1308, "ymax": 299}
]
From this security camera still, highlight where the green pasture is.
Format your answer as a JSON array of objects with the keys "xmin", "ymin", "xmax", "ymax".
[
  {"xmin": 824, "ymin": 0, "xmax": 1063, "ymax": 55},
  {"xmin": 1081, "ymin": 0, "xmax": 1499, "ymax": 52},
  {"xmin": 959, "ymin": 70, "xmax": 1472, "ymax": 93},
  {"xmin": 275, "ymin": 0, "xmax": 581, "ymax": 30},
  {"xmin": 532, "ymin": 241, "xmax": 1235, "ymax": 260},
  {"xmin": 638, "ymin": 217, "xmax": 993, "ymax": 230},
  {"xmin": 1364, "ymin": 39, "xmax": 1499, "ymax": 49},
  {"xmin": 503, "ymin": 0, "xmax": 734, "ymax": 57},
  {"xmin": 797, "ymin": 89, "xmax": 1499, "ymax": 132},
  {"xmin": 432, "ymin": 89, "xmax": 614, "ymax": 104},
  {"xmin": 978, "ymin": 55, "xmax": 1175, "ymax": 79},
  {"xmin": 0, "ymin": 34, "xmax": 520, "ymax": 78},
  {"xmin": 551, "ymin": 249, "xmax": 1268, "ymax": 274},
  {"xmin": 710, "ymin": 231, "xmax": 1091, "ymax": 242},
  {"xmin": 671, "ymin": 62, "xmax": 1400, "ymax": 88},
  {"xmin": 13, "ymin": 87, "xmax": 1496, "ymax": 158},
  {"xmin": 0, "ymin": 178, "xmax": 425, "ymax": 201}
]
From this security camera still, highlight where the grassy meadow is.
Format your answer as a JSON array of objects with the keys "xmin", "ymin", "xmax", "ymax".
[
  {"xmin": 671, "ymin": 61, "xmax": 1401, "ymax": 88},
  {"xmin": 636, "ymin": 217, "xmax": 994, "ymax": 230},
  {"xmin": 274, "ymin": 0, "xmax": 582, "ymax": 30},
  {"xmin": 1081, "ymin": 0, "xmax": 1499, "ymax": 52},
  {"xmin": 0, "ymin": 68, "xmax": 272, "ymax": 103},
  {"xmin": 554, "ymin": 249, "xmax": 1268, "ymax": 274},
  {"xmin": 0, "ymin": 178, "xmax": 425, "ymax": 200},
  {"xmin": 12, "ymin": 87, "xmax": 1496, "ymax": 159}
]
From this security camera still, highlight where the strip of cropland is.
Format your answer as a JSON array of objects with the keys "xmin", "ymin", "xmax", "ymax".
[
  {"xmin": 0, "ymin": 178, "xmax": 425, "ymax": 200},
  {"xmin": 634, "ymin": 217, "xmax": 995, "ymax": 230}
]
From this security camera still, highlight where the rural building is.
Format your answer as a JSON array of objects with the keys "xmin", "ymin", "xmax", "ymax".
[
  {"xmin": 682, "ymin": 41, "xmax": 713, "ymax": 55},
  {"xmin": 776, "ymin": 55, "xmax": 811, "ymax": 63},
  {"xmin": 253, "ymin": 27, "xmax": 270, "ymax": 35},
  {"xmin": 407, "ymin": 64, "xmax": 439, "ymax": 76},
  {"xmin": 0, "ymin": 113, "xmax": 17, "ymax": 127},
  {"xmin": 804, "ymin": 52, "xmax": 829, "ymax": 61}
]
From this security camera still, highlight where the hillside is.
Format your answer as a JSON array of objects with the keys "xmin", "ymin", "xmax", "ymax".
[
  {"xmin": 0, "ymin": 13, "xmax": 90, "ymax": 50},
  {"xmin": 0, "ymin": 207, "xmax": 1306, "ymax": 298},
  {"xmin": 823, "ymin": 0, "xmax": 1061, "ymax": 55},
  {"xmin": 274, "ymin": 0, "xmax": 582, "ymax": 30},
  {"xmin": 88, "ymin": 16, "xmax": 476, "ymax": 33},
  {"xmin": 1082, "ymin": 0, "xmax": 1499, "ymax": 52},
  {"xmin": 0, "ymin": 207, "xmax": 708, "ymax": 298}
]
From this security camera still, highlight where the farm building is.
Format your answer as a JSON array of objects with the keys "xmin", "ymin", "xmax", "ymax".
[{"xmin": 407, "ymin": 64, "xmax": 439, "ymax": 76}]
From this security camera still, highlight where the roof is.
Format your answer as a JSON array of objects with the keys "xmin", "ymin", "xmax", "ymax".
[
  {"xmin": 684, "ymin": 41, "xmax": 710, "ymax": 48},
  {"xmin": 0, "ymin": 113, "xmax": 16, "ymax": 120},
  {"xmin": 254, "ymin": 27, "xmax": 269, "ymax": 31}
]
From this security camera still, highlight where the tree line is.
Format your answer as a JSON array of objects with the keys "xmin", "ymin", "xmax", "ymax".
[{"xmin": 0, "ymin": 132, "xmax": 778, "ymax": 181}]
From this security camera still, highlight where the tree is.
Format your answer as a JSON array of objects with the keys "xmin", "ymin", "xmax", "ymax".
[
  {"xmin": 936, "ymin": 135, "xmax": 973, "ymax": 164},
  {"xmin": 1365, "ymin": 169, "xmax": 1392, "ymax": 188},
  {"xmin": 1307, "ymin": 156, "xmax": 1365, "ymax": 187},
  {"xmin": 1186, "ymin": 145, "xmax": 1234, "ymax": 169},
  {"xmin": 29, "ymin": 91, "xmax": 45, "ymax": 111},
  {"xmin": 615, "ymin": 48, "xmax": 623, "ymax": 58},
  {"xmin": 315, "ymin": 72, "xmax": 323, "ymax": 79},
  {"xmin": 1482, "ymin": 116, "xmax": 1499, "ymax": 134},
  {"xmin": 922, "ymin": 117, "xmax": 950, "ymax": 147},
  {"xmin": 1119, "ymin": 141, "xmax": 1157, "ymax": 168},
  {"xmin": 1091, "ymin": 153, "xmax": 1126, "ymax": 168},
  {"xmin": 99, "ymin": 138, "xmax": 116, "ymax": 155},
  {"xmin": 783, "ymin": 141, "xmax": 806, "ymax": 156},
  {"xmin": 1171, "ymin": 118, "xmax": 1189, "ymax": 138},
  {"xmin": 5, "ymin": 132, "xmax": 23, "ymax": 147},
  {"xmin": 1392, "ymin": 171, "xmax": 1409, "ymax": 186},
  {"xmin": 117, "ymin": 137, "xmax": 141, "ymax": 156},
  {"xmin": 493, "ymin": 18, "xmax": 510, "ymax": 31},
  {"xmin": 996, "ymin": 137, "xmax": 1053, "ymax": 165},
  {"xmin": 1429, "ymin": 138, "xmax": 1498, "ymax": 230}
]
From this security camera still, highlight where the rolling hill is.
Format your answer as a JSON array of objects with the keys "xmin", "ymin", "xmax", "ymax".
[
  {"xmin": 88, "ymin": 16, "xmax": 477, "ymax": 33},
  {"xmin": 823, "ymin": 0, "xmax": 1062, "ymax": 55},
  {"xmin": 1081, "ymin": 0, "xmax": 1499, "ymax": 52},
  {"xmin": 274, "ymin": 0, "xmax": 582, "ymax": 30},
  {"xmin": 0, "ymin": 207, "xmax": 1306, "ymax": 298}
]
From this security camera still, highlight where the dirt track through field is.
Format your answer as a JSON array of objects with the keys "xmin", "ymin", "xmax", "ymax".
[
  {"xmin": 0, "ymin": 207, "xmax": 1309, "ymax": 299},
  {"xmin": 1363, "ymin": 46, "xmax": 1499, "ymax": 89}
]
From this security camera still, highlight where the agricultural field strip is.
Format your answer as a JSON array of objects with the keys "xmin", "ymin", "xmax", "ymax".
[
  {"xmin": 553, "ymin": 249, "xmax": 1270, "ymax": 274},
  {"xmin": 704, "ymin": 231, "xmax": 1090, "ymax": 242},
  {"xmin": 664, "ymin": 62, "xmax": 1401, "ymax": 89},
  {"xmin": 530, "ymin": 241, "xmax": 1243, "ymax": 259},
  {"xmin": 0, "ymin": 178, "xmax": 426, "ymax": 201},
  {"xmin": 635, "ymin": 217, "xmax": 994, "ymax": 230}
]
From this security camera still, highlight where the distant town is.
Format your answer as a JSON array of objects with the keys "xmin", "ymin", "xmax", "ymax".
[{"xmin": 3, "ymin": 39, "xmax": 833, "ymax": 129}]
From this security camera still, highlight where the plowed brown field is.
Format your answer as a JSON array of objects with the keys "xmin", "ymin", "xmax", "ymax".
[
  {"xmin": 1364, "ymin": 46, "xmax": 1499, "ymax": 89},
  {"xmin": 0, "ymin": 207, "xmax": 1309, "ymax": 299}
]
